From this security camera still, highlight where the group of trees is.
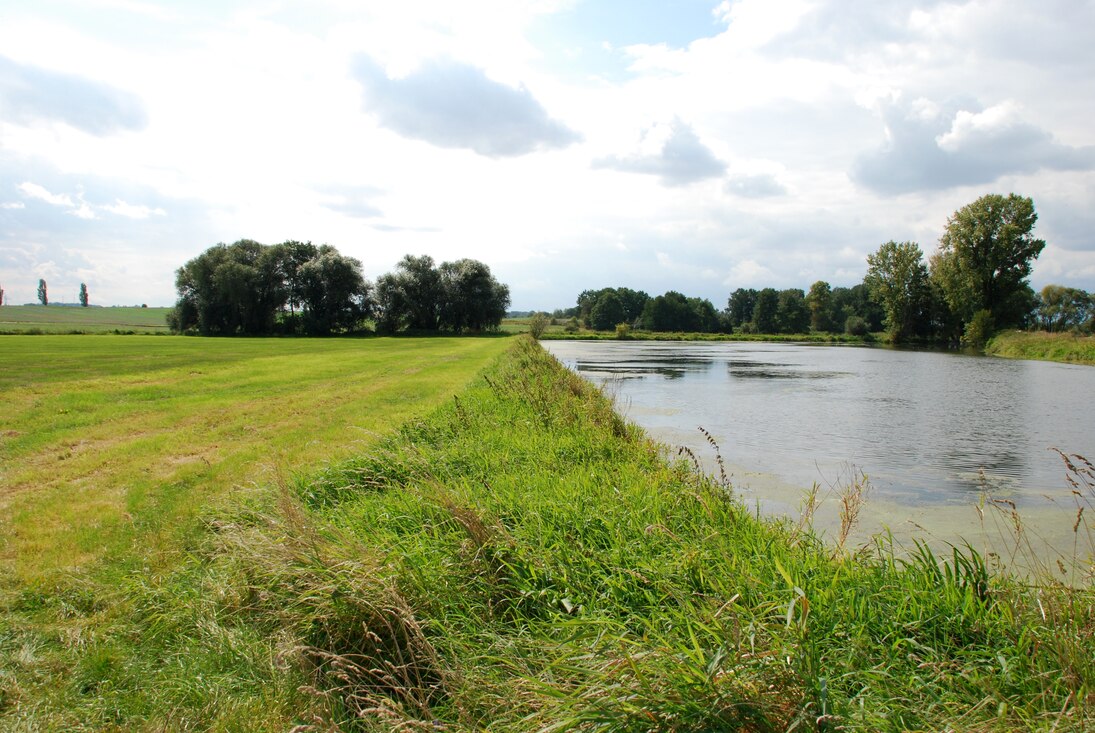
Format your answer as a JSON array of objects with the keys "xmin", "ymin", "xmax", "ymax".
[
  {"xmin": 168, "ymin": 241, "xmax": 509, "ymax": 336},
  {"xmin": 565, "ymin": 194, "xmax": 1083, "ymax": 344}
]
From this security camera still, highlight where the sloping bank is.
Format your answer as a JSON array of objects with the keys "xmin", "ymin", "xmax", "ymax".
[{"xmin": 186, "ymin": 336, "xmax": 1092, "ymax": 730}]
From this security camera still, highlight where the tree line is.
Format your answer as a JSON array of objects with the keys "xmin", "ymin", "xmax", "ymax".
[
  {"xmin": 562, "ymin": 194, "xmax": 1092, "ymax": 344},
  {"xmin": 168, "ymin": 240, "xmax": 509, "ymax": 336}
]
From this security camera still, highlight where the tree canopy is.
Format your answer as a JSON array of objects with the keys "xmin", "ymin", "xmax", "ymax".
[
  {"xmin": 930, "ymin": 193, "xmax": 1045, "ymax": 330},
  {"xmin": 169, "ymin": 243, "xmax": 507, "ymax": 336},
  {"xmin": 865, "ymin": 241, "xmax": 930, "ymax": 342}
]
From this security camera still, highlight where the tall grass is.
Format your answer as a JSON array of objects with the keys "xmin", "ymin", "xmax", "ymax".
[
  {"xmin": 986, "ymin": 329, "xmax": 1095, "ymax": 365},
  {"xmin": 171, "ymin": 336, "xmax": 1093, "ymax": 731}
]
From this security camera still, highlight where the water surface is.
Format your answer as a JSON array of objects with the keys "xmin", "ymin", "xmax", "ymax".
[{"xmin": 545, "ymin": 340, "xmax": 1095, "ymax": 555}]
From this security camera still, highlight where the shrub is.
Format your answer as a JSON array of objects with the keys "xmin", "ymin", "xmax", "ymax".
[
  {"xmin": 528, "ymin": 312, "xmax": 549, "ymax": 340},
  {"xmin": 615, "ymin": 322, "xmax": 631, "ymax": 339},
  {"xmin": 963, "ymin": 308, "xmax": 995, "ymax": 348},
  {"xmin": 844, "ymin": 315, "xmax": 869, "ymax": 336}
]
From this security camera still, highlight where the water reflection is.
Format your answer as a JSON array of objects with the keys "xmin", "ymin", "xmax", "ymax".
[{"xmin": 544, "ymin": 341, "xmax": 1095, "ymax": 547}]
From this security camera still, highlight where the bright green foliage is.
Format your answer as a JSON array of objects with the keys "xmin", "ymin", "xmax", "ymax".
[
  {"xmin": 865, "ymin": 240, "xmax": 930, "ymax": 341},
  {"xmin": 931, "ymin": 193, "xmax": 1045, "ymax": 330},
  {"xmin": 527, "ymin": 312, "xmax": 550, "ymax": 339},
  {"xmin": 208, "ymin": 337, "xmax": 1090, "ymax": 731},
  {"xmin": 1036, "ymin": 284, "xmax": 1093, "ymax": 332},
  {"xmin": 986, "ymin": 329, "xmax": 1095, "ymax": 365}
]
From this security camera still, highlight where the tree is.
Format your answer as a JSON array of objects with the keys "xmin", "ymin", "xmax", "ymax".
[
  {"xmin": 1035, "ymin": 285, "xmax": 1092, "ymax": 332},
  {"xmin": 727, "ymin": 288, "xmax": 758, "ymax": 330},
  {"xmin": 0, "ymin": 283, "xmax": 5, "ymax": 306},
  {"xmin": 298, "ymin": 248, "xmax": 372, "ymax": 335},
  {"xmin": 931, "ymin": 193, "xmax": 1046, "ymax": 330},
  {"xmin": 752, "ymin": 288, "xmax": 779, "ymax": 333},
  {"xmin": 79, "ymin": 283, "xmax": 89, "ymax": 307},
  {"xmin": 38, "ymin": 278, "xmax": 47, "ymax": 306},
  {"xmin": 438, "ymin": 258, "xmax": 510, "ymax": 332},
  {"xmin": 865, "ymin": 241, "xmax": 930, "ymax": 342},
  {"xmin": 589, "ymin": 291, "xmax": 626, "ymax": 330},
  {"xmin": 805, "ymin": 281, "xmax": 833, "ymax": 332},
  {"xmin": 775, "ymin": 288, "xmax": 810, "ymax": 334}
]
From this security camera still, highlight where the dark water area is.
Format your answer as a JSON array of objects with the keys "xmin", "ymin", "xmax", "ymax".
[{"xmin": 545, "ymin": 340, "xmax": 1095, "ymax": 554}]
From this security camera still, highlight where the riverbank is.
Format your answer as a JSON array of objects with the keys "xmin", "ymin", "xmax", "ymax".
[
  {"xmin": 986, "ymin": 329, "xmax": 1095, "ymax": 366},
  {"xmin": 3, "ymin": 336, "xmax": 1092, "ymax": 729}
]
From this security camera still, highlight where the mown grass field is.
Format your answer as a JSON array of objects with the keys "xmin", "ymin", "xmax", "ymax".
[
  {"xmin": 0, "ymin": 305, "xmax": 173, "ymax": 333},
  {"xmin": 0, "ymin": 334, "xmax": 510, "ymax": 727}
]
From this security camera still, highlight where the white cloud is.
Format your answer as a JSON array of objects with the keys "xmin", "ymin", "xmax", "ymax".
[
  {"xmin": 102, "ymin": 199, "xmax": 167, "ymax": 219},
  {"xmin": 18, "ymin": 181, "xmax": 74, "ymax": 207}
]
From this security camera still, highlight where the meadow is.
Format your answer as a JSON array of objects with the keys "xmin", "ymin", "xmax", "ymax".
[
  {"xmin": 2, "ymin": 334, "xmax": 1093, "ymax": 730},
  {"xmin": 986, "ymin": 329, "xmax": 1095, "ymax": 366},
  {"xmin": 0, "ymin": 334, "xmax": 509, "ymax": 727},
  {"xmin": 0, "ymin": 305, "xmax": 173, "ymax": 334}
]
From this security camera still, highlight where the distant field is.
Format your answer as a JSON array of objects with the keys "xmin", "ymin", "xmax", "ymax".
[{"xmin": 0, "ymin": 304, "xmax": 172, "ymax": 333}]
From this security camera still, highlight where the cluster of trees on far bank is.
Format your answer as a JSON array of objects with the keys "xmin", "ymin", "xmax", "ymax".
[
  {"xmin": 168, "ymin": 240, "xmax": 509, "ymax": 336},
  {"xmin": 561, "ymin": 194, "xmax": 1092, "ymax": 345}
]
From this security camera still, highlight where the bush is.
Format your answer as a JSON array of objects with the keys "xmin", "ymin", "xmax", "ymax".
[
  {"xmin": 528, "ymin": 312, "xmax": 549, "ymax": 340},
  {"xmin": 615, "ymin": 322, "xmax": 631, "ymax": 339},
  {"xmin": 844, "ymin": 315, "xmax": 869, "ymax": 336},
  {"xmin": 963, "ymin": 309, "xmax": 995, "ymax": 348}
]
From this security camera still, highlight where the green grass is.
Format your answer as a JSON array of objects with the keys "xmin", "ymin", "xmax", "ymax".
[
  {"xmin": 3, "ymin": 335, "xmax": 1093, "ymax": 730},
  {"xmin": 0, "ymin": 334, "xmax": 510, "ymax": 728},
  {"xmin": 986, "ymin": 329, "xmax": 1095, "ymax": 366},
  {"xmin": 0, "ymin": 305, "xmax": 173, "ymax": 333}
]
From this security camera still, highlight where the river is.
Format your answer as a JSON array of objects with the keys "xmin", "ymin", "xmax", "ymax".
[{"xmin": 544, "ymin": 340, "xmax": 1095, "ymax": 565}]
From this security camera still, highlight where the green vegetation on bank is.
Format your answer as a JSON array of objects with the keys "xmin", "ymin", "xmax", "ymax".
[
  {"xmin": 0, "ymin": 305, "xmax": 172, "ymax": 333},
  {"xmin": 3, "ymin": 336, "xmax": 1092, "ymax": 730},
  {"xmin": 986, "ymin": 329, "xmax": 1095, "ymax": 366},
  {"xmin": 0, "ymin": 335, "xmax": 509, "ymax": 728}
]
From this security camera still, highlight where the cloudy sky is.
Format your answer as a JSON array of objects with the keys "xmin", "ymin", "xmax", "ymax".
[{"xmin": 1, "ymin": 0, "xmax": 1093, "ymax": 309}]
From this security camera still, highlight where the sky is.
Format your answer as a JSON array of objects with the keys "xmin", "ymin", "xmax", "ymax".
[{"xmin": 1, "ymin": 0, "xmax": 1093, "ymax": 310}]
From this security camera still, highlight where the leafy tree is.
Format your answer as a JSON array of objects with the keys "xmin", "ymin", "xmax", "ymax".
[
  {"xmin": 805, "ymin": 281, "xmax": 833, "ymax": 332},
  {"xmin": 38, "ymin": 278, "xmax": 47, "ymax": 306},
  {"xmin": 865, "ymin": 241, "xmax": 930, "ymax": 342},
  {"xmin": 298, "ymin": 248, "xmax": 372, "ymax": 335},
  {"xmin": 752, "ymin": 288, "xmax": 779, "ymax": 333},
  {"xmin": 727, "ymin": 288, "xmax": 758, "ymax": 330},
  {"xmin": 590, "ymin": 291, "xmax": 626, "ymax": 330},
  {"xmin": 578, "ymin": 287, "xmax": 649, "ymax": 327},
  {"xmin": 1035, "ymin": 285, "xmax": 1092, "ymax": 332},
  {"xmin": 931, "ymin": 193, "xmax": 1046, "ymax": 330},
  {"xmin": 775, "ymin": 288, "xmax": 810, "ymax": 334},
  {"xmin": 79, "ymin": 283, "xmax": 89, "ymax": 307},
  {"xmin": 438, "ymin": 258, "xmax": 510, "ymax": 332},
  {"xmin": 830, "ymin": 284, "xmax": 884, "ymax": 334},
  {"xmin": 1, "ymin": 283, "xmax": 6, "ymax": 306},
  {"xmin": 688, "ymin": 296, "xmax": 722, "ymax": 333},
  {"xmin": 170, "ymin": 239, "xmax": 372, "ymax": 335},
  {"xmin": 375, "ymin": 255, "xmax": 442, "ymax": 332}
]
